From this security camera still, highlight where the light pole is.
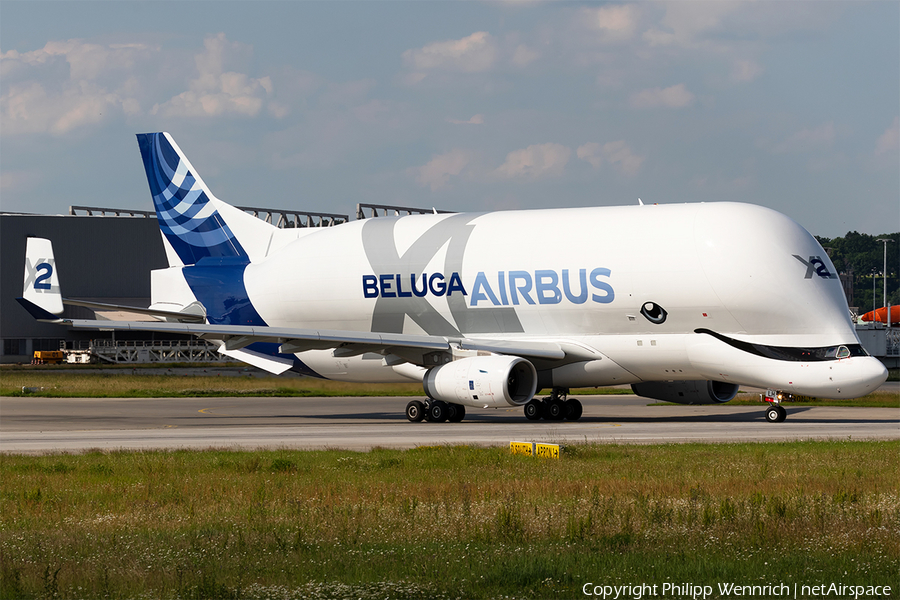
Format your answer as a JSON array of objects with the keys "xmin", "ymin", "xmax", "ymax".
[{"xmin": 876, "ymin": 238, "xmax": 893, "ymax": 310}]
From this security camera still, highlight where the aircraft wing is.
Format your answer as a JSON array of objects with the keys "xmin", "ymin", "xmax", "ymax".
[
  {"xmin": 18, "ymin": 296, "xmax": 566, "ymax": 367},
  {"xmin": 58, "ymin": 318, "xmax": 564, "ymax": 358}
]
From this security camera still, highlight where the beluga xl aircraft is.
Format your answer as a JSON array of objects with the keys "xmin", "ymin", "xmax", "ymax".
[{"xmin": 18, "ymin": 132, "xmax": 887, "ymax": 423}]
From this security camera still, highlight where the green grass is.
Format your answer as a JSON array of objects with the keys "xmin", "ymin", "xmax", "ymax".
[
  {"xmin": 0, "ymin": 371, "xmax": 628, "ymax": 399},
  {"xmin": 1, "ymin": 442, "xmax": 898, "ymax": 599},
  {"xmin": 716, "ymin": 391, "xmax": 899, "ymax": 408},
  {"xmin": 2, "ymin": 370, "xmax": 894, "ymax": 407},
  {"xmin": 0, "ymin": 371, "xmax": 426, "ymax": 398}
]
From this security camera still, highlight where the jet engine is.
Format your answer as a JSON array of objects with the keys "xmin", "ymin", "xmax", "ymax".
[
  {"xmin": 631, "ymin": 380, "xmax": 739, "ymax": 405},
  {"xmin": 423, "ymin": 355, "xmax": 538, "ymax": 409}
]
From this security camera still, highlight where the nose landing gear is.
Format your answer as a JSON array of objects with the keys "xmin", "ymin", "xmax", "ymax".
[{"xmin": 763, "ymin": 390, "xmax": 789, "ymax": 423}]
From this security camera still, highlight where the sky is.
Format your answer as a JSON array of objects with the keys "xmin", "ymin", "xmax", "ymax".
[{"xmin": 1, "ymin": 1, "xmax": 898, "ymax": 238}]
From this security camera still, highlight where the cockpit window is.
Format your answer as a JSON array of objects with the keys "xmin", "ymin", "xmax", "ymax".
[
  {"xmin": 695, "ymin": 329, "xmax": 869, "ymax": 362},
  {"xmin": 822, "ymin": 346, "xmax": 852, "ymax": 359}
]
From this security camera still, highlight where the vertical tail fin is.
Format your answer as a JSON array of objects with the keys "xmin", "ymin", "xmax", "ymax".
[
  {"xmin": 137, "ymin": 132, "xmax": 249, "ymax": 266},
  {"xmin": 19, "ymin": 237, "xmax": 63, "ymax": 319}
]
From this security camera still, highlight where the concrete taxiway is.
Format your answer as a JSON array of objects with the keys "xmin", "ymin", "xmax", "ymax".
[{"xmin": 1, "ymin": 394, "xmax": 897, "ymax": 453}]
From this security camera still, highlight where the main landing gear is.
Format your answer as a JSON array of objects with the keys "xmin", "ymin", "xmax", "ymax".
[
  {"xmin": 405, "ymin": 388, "xmax": 584, "ymax": 423},
  {"xmin": 524, "ymin": 388, "xmax": 583, "ymax": 422},
  {"xmin": 763, "ymin": 389, "xmax": 789, "ymax": 423},
  {"xmin": 405, "ymin": 399, "xmax": 466, "ymax": 423}
]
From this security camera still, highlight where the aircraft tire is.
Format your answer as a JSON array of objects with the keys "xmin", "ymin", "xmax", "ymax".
[
  {"xmin": 406, "ymin": 400, "xmax": 426, "ymax": 422},
  {"xmin": 765, "ymin": 406, "xmax": 780, "ymax": 423},
  {"xmin": 427, "ymin": 400, "xmax": 449, "ymax": 423},
  {"xmin": 448, "ymin": 403, "xmax": 466, "ymax": 423},
  {"xmin": 565, "ymin": 398, "xmax": 583, "ymax": 421},
  {"xmin": 524, "ymin": 399, "xmax": 543, "ymax": 421},
  {"xmin": 775, "ymin": 405, "xmax": 787, "ymax": 422},
  {"xmin": 546, "ymin": 399, "xmax": 566, "ymax": 421}
]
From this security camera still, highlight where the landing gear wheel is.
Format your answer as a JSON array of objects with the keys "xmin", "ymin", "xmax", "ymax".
[
  {"xmin": 447, "ymin": 403, "xmax": 466, "ymax": 423},
  {"xmin": 565, "ymin": 398, "xmax": 583, "ymax": 421},
  {"xmin": 765, "ymin": 405, "xmax": 787, "ymax": 423},
  {"xmin": 427, "ymin": 400, "xmax": 448, "ymax": 423},
  {"xmin": 546, "ymin": 399, "xmax": 566, "ymax": 421},
  {"xmin": 406, "ymin": 400, "xmax": 425, "ymax": 422},
  {"xmin": 524, "ymin": 399, "xmax": 543, "ymax": 421}
]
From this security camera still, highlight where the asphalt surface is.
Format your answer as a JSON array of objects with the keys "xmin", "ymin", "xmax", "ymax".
[{"xmin": 1, "ymin": 393, "xmax": 897, "ymax": 454}]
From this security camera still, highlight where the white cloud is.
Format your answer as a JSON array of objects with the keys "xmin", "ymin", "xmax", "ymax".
[
  {"xmin": 1, "ymin": 80, "xmax": 122, "ymax": 135},
  {"xmin": 152, "ymin": 33, "xmax": 275, "ymax": 118},
  {"xmin": 875, "ymin": 117, "xmax": 899, "ymax": 155},
  {"xmin": 577, "ymin": 142, "xmax": 604, "ymax": 169},
  {"xmin": 414, "ymin": 149, "xmax": 472, "ymax": 191},
  {"xmin": 447, "ymin": 114, "xmax": 484, "ymax": 125},
  {"xmin": 731, "ymin": 59, "xmax": 763, "ymax": 83},
  {"xmin": 403, "ymin": 31, "xmax": 497, "ymax": 74},
  {"xmin": 642, "ymin": 2, "xmax": 841, "ymax": 51},
  {"xmin": 0, "ymin": 39, "xmax": 154, "ymax": 135},
  {"xmin": 643, "ymin": 3, "xmax": 737, "ymax": 48},
  {"xmin": 577, "ymin": 141, "xmax": 644, "ymax": 176},
  {"xmin": 511, "ymin": 44, "xmax": 540, "ymax": 67},
  {"xmin": 581, "ymin": 4, "xmax": 640, "ymax": 42},
  {"xmin": 267, "ymin": 102, "xmax": 290, "ymax": 119},
  {"xmin": 630, "ymin": 84, "xmax": 695, "ymax": 109},
  {"xmin": 774, "ymin": 122, "xmax": 835, "ymax": 153},
  {"xmin": 1, "ymin": 40, "xmax": 152, "ymax": 81},
  {"xmin": 495, "ymin": 143, "xmax": 571, "ymax": 180}
]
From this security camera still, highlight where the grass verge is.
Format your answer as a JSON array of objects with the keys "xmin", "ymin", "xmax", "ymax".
[
  {"xmin": 0, "ymin": 372, "xmax": 628, "ymax": 399},
  {"xmin": 719, "ymin": 391, "xmax": 898, "ymax": 408},
  {"xmin": 1, "ymin": 442, "xmax": 898, "ymax": 599},
  {"xmin": 1, "ymin": 371, "xmax": 895, "ymax": 407}
]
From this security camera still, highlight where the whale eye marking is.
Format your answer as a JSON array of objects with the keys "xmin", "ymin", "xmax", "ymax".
[{"xmin": 641, "ymin": 302, "xmax": 667, "ymax": 324}]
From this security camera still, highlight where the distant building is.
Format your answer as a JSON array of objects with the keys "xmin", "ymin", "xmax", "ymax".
[
  {"xmin": 2, "ymin": 204, "xmax": 349, "ymax": 364},
  {"xmin": 1, "ymin": 210, "xmax": 169, "ymax": 363}
]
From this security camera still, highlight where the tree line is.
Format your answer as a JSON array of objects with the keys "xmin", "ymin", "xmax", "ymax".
[{"xmin": 816, "ymin": 231, "xmax": 899, "ymax": 313}]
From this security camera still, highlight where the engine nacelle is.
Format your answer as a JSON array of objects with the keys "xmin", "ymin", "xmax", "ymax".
[
  {"xmin": 423, "ymin": 355, "xmax": 538, "ymax": 409},
  {"xmin": 631, "ymin": 380, "xmax": 739, "ymax": 405}
]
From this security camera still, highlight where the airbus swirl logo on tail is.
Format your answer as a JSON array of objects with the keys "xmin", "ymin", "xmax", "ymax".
[{"xmin": 137, "ymin": 132, "xmax": 246, "ymax": 264}]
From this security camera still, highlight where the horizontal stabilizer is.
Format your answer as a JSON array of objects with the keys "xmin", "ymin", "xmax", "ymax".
[
  {"xmin": 62, "ymin": 298, "xmax": 206, "ymax": 323},
  {"xmin": 16, "ymin": 297, "xmax": 63, "ymax": 322}
]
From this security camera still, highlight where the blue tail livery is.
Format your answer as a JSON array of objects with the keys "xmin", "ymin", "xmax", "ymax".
[{"xmin": 137, "ymin": 132, "xmax": 248, "ymax": 266}]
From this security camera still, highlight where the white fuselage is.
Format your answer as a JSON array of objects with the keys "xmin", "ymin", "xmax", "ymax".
[{"xmin": 160, "ymin": 202, "xmax": 887, "ymax": 398}]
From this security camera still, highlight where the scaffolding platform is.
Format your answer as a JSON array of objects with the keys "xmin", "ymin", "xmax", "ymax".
[{"xmin": 63, "ymin": 340, "xmax": 228, "ymax": 364}]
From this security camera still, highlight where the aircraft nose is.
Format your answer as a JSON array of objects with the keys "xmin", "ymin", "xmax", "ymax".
[{"xmin": 846, "ymin": 357, "xmax": 889, "ymax": 396}]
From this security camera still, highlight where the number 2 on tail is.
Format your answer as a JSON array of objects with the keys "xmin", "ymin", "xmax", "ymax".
[{"xmin": 34, "ymin": 263, "xmax": 52, "ymax": 290}]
